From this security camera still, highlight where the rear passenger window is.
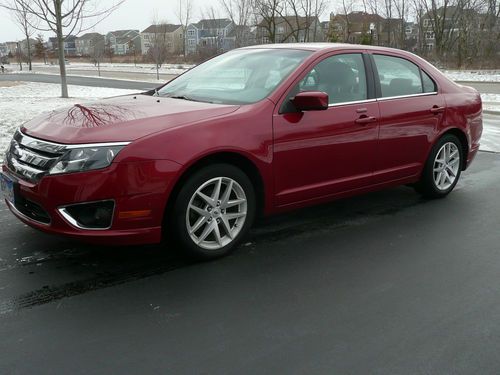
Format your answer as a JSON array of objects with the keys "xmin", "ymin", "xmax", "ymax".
[
  {"xmin": 422, "ymin": 70, "xmax": 437, "ymax": 93},
  {"xmin": 373, "ymin": 55, "xmax": 423, "ymax": 97}
]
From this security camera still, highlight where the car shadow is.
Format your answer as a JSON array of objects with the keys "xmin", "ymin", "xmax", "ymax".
[{"xmin": 0, "ymin": 184, "xmax": 427, "ymax": 314}]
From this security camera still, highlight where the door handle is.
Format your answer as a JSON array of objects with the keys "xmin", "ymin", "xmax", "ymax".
[
  {"xmin": 430, "ymin": 106, "xmax": 445, "ymax": 114},
  {"xmin": 355, "ymin": 116, "xmax": 377, "ymax": 125}
]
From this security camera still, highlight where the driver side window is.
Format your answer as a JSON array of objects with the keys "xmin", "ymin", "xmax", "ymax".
[{"xmin": 299, "ymin": 54, "xmax": 367, "ymax": 105}]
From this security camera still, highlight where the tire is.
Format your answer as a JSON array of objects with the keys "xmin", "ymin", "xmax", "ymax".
[
  {"xmin": 170, "ymin": 163, "xmax": 256, "ymax": 259},
  {"xmin": 415, "ymin": 134, "xmax": 464, "ymax": 199}
]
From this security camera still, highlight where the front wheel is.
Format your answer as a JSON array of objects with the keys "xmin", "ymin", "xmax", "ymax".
[
  {"xmin": 415, "ymin": 134, "xmax": 463, "ymax": 198},
  {"xmin": 171, "ymin": 164, "xmax": 256, "ymax": 259}
]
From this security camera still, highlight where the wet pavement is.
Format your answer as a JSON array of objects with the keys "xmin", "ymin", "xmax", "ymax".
[{"xmin": 1, "ymin": 152, "xmax": 500, "ymax": 374}]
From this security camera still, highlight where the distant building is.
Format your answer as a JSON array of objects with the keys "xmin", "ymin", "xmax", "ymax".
[
  {"xmin": 256, "ymin": 16, "xmax": 324, "ymax": 44},
  {"xmin": 328, "ymin": 11, "xmax": 403, "ymax": 47},
  {"xmin": 63, "ymin": 35, "xmax": 77, "ymax": 56},
  {"xmin": 186, "ymin": 18, "xmax": 235, "ymax": 55},
  {"xmin": 105, "ymin": 30, "xmax": 141, "ymax": 55},
  {"xmin": 0, "ymin": 43, "xmax": 8, "ymax": 57},
  {"xmin": 141, "ymin": 24, "xmax": 183, "ymax": 55},
  {"xmin": 75, "ymin": 33, "xmax": 105, "ymax": 56},
  {"xmin": 5, "ymin": 41, "xmax": 18, "ymax": 55}
]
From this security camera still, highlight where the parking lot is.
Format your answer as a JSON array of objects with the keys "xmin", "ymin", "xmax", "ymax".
[{"xmin": 0, "ymin": 151, "xmax": 499, "ymax": 374}]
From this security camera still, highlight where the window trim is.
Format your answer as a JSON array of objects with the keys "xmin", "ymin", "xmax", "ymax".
[
  {"xmin": 278, "ymin": 51, "xmax": 373, "ymax": 114},
  {"xmin": 369, "ymin": 53, "xmax": 439, "ymax": 100}
]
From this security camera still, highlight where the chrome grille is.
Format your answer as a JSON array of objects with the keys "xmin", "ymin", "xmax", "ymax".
[{"xmin": 5, "ymin": 131, "xmax": 65, "ymax": 183}]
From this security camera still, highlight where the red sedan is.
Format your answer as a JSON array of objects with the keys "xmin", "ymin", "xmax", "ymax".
[{"xmin": 1, "ymin": 44, "xmax": 482, "ymax": 258}]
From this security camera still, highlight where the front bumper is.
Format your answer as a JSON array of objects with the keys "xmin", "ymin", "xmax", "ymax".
[{"xmin": 2, "ymin": 159, "xmax": 181, "ymax": 245}]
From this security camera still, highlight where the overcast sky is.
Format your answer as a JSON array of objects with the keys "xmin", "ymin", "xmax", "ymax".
[{"xmin": 0, "ymin": 0, "xmax": 206, "ymax": 42}]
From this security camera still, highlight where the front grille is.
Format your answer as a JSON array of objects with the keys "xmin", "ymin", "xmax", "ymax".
[{"xmin": 5, "ymin": 131, "xmax": 66, "ymax": 183}]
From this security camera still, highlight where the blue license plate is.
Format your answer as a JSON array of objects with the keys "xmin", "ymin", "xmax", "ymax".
[{"xmin": 0, "ymin": 172, "xmax": 15, "ymax": 204}]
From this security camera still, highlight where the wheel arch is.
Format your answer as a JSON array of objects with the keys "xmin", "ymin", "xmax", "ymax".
[
  {"xmin": 163, "ymin": 151, "xmax": 267, "ymax": 226},
  {"xmin": 438, "ymin": 127, "xmax": 469, "ymax": 170}
]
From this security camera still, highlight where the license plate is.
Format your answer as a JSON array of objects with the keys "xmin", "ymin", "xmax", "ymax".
[{"xmin": 0, "ymin": 172, "xmax": 15, "ymax": 204}]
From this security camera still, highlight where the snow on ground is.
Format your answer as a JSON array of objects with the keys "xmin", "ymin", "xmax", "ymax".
[
  {"xmin": 0, "ymin": 82, "xmax": 137, "ymax": 159},
  {"xmin": 444, "ymin": 70, "xmax": 500, "ymax": 82}
]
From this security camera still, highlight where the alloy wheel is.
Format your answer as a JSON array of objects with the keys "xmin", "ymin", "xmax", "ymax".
[
  {"xmin": 433, "ymin": 142, "xmax": 461, "ymax": 191},
  {"xmin": 186, "ymin": 177, "xmax": 247, "ymax": 250}
]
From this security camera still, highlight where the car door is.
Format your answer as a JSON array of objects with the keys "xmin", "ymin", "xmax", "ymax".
[
  {"xmin": 273, "ymin": 52, "xmax": 380, "ymax": 207},
  {"xmin": 370, "ymin": 53, "xmax": 446, "ymax": 183}
]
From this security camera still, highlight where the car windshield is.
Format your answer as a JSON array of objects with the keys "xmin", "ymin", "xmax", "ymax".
[{"xmin": 157, "ymin": 49, "xmax": 312, "ymax": 105}]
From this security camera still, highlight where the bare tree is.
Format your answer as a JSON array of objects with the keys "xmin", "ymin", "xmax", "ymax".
[
  {"xmin": 1, "ymin": 0, "xmax": 125, "ymax": 98},
  {"xmin": 4, "ymin": 0, "xmax": 37, "ymax": 71},
  {"xmin": 254, "ymin": 0, "xmax": 284, "ymax": 43},
  {"xmin": 220, "ymin": 0, "xmax": 253, "ymax": 47},
  {"xmin": 176, "ymin": 0, "xmax": 193, "ymax": 59},
  {"xmin": 148, "ymin": 16, "xmax": 169, "ymax": 80}
]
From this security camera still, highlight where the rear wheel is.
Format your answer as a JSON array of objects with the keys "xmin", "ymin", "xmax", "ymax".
[
  {"xmin": 415, "ymin": 134, "xmax": 463, "ymax": 198},
  {"xmin": 171, "ymin": 164, "xmax": 256, "ymax": 259}
]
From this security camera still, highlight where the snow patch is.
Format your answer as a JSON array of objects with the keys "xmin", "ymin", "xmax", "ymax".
[{"xmin": 0, "ymin": 82, "xmax": 137, "ymax": 161}]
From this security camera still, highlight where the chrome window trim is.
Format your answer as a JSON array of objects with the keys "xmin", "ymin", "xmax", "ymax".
[
  {"xmin": 19, "ymin": 130, "xmax": 131, "ymax": 150},
  {"xmin": 328, "ymin": 98, "xmax": 377, "ymax": 107},
  {"xmin": 376, "ymin": 92, "xmax": 438, "ymax": 101},
  {"xmin": 6, "ymin": 200, "xmax": 51, "ymax": 226},
  {"xmin": 57, "ymin": 199, "xmax": 115, "ymax": 231}
]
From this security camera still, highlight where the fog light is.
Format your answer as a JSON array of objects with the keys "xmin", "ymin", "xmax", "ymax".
[{"xmin": 59, "ymin": 200, "xmax": 115, "ymax": 230}]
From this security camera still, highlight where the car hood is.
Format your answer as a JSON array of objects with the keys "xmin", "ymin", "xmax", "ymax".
[{"xmin": 21, "ymin": 94, "xmax": 240, "ymax": 144}]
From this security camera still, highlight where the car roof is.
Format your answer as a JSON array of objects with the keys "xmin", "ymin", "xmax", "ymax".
[{"xmin": 240, "ymin": 42, "xmax": 402, "ymax": 53}]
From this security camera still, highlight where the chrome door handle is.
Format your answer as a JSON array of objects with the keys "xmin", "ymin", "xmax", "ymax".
[
  {"xmin": 355, "ymin": 116, "xmax": 377, "ymax": 125},
  {"xmin": 430, "ymin": 106, "xmax": 445, "ymax": 114}
]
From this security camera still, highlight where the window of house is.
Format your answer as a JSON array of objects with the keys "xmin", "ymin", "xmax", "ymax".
[
  {"xmin": 425, "ymin": 31, "xmax": 435, "ymax": 39},
  {"xmin": 277, "ymin": 26, "xmax": 284, "ymax": 34},
  {"xmin": 188, "ymin": 39, "xmax": 196, "ymax": 46},
  {"xmin": 188, "ymin": 30, "xmax": 195, "ymax": 36},
  {"xmin": 423, "ymin": 19, "xmax": 431, "ymax": 27},
  {"xmin": 373, "ymin": 54, "xmax": 433, "ymax": 97}
]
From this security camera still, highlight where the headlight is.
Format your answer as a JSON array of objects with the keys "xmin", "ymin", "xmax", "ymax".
[{"xmin": 49, "ymin": 145, "xmax": 125, "ymax": 175}]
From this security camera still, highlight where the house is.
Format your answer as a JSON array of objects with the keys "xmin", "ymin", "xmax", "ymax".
[
  {"xmin": 75, "ymin": 33, "xmax": 105, "ymax": 56},
  {"xmin": 18, "ymin": 38, "xmax": 37, "ymax": 56},
  {"xmin": 47, "ymin": 37, "xmax": 58, "ymax": 52},
  {"xmin": 0, "ymin": 43, "xmax": 8, "ymax": 57},
  {"xmin": 140, "ymin": 24, "xmax": 183, "ymax": 55},
  {"xmin": 63, "ymin": 35, "xmax": 77, "ymax": 56},
  {"xmin": 225, "ymin": 25, "xmax": 255, "ymax": 49},
  {"xmin": 256, "ymin": 16, "xmax": 324, "ymax": 44},
  {"xmin": 329, "ymin": 12, "xmax": 384, "ymax": 44},
  {"xmin": 105, "ymin": 30, "xmax": 141, "ymax": 55},
  {"xmin": 328, "ymin": 11, "xmax": 403, "ymax": 47},
  {"xmin": 4, "ymin": 41, "xmax": 19, "ymax": 56},
  {"xmin": 185, "ymin": 18, "xmax": 235, "ymax": 55}
]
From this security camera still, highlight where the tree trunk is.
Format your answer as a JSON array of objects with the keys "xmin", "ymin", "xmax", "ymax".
[
  {"xmin": 55, "ymin": 0, "xmax": 68, "ymax": 98},
  {"xmin": 26, "ymin": 34, "xmax": 32, "ymax": 71}
]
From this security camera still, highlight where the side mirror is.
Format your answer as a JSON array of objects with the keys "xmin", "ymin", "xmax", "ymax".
[{"xmin": 291, "ymin": 91, "xmax": 329, "ymax": 111}]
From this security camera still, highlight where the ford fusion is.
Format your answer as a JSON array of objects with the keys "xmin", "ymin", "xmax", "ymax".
[{"xmin": 1, "ymin": 44, "xmax": 482, "ymax": 259}]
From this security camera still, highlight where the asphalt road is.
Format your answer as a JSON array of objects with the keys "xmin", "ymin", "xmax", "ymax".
[
  {"xmin": 0, "ymin": 151, "xmax": 500, "ymax": 374},
  {"xmin": 0, "ymin": 73, "xmax": 158, "ymax": 91}
]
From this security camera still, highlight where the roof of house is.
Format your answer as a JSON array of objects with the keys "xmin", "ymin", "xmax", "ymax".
[
  {"xmin": 108, "ymin": 30, "xmax": 139, "ymax": 38},
  {"xmin": 332, "ymin": 11, "xmax": 384, "ymax": 24},
  {"xmin": 142, "ymin": 24, "xmax": 182, "ymax": 34},
  {"xmin": 192, "ymin": 18, "xmax": 232, "ymax": 29},
  {"xmin": 77, "ymin": 32, "xmax": 103, "ymax": 41}
]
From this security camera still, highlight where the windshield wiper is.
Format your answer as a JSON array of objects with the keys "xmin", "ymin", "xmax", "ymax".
[{"xmin": 165, "ymin": 95, "xmax": 214, "ymax": 104}]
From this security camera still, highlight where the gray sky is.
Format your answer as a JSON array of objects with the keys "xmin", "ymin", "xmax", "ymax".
[{"xmin": 0, "ymin": 0, "xmax": 206, "ymax": 42}]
